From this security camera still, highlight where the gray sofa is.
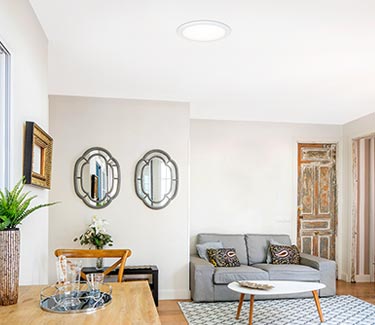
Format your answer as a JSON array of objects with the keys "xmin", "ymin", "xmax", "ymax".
[{"xmin": 190, "ymin": 233, "xmax": 336, "ymax": 302}]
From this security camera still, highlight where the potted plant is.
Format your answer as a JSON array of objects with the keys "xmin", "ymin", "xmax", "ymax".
[
  {"xmin": 74, "ymin": 216, "xmax": 113, "ymax": 269},
  {"xmin": 0, "ymin": 179, "xmax": 58, "ymax": 306}
]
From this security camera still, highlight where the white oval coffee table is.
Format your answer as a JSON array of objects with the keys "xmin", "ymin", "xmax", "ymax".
[{"xmin": 228, "ymin": 281, "xmax": 326, "ymax": 325}]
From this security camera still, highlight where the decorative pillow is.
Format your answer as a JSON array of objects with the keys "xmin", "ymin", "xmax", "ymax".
[
  {"xmin": 266, "ymin": 239, "xmax": 284, "ymax": 264},
  {"xmin": 196, "ymin": 241, "xmax": 224, "ymax": 261},
  {"xmin": 207, "ymin": 248, "xmax": 241, "ymax": 267},
  {"xmin": 270, "ymin": 244, "xmax": 300, "ymax": 264}
]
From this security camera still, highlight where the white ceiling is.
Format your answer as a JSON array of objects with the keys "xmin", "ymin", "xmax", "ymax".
[{"xmin": 30, "ymin": 0, "xmax": 375, "ymax": 124}]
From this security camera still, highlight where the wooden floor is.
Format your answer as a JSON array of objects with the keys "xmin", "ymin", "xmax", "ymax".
[
  {"xmin": 157, "ymin": 280, "xmax": 375, "ymax": 324},
  {"xmin": 158, "ymin": 300, "xmax": 189, "ymax": 325},
  {"xmin": 336, "ymin": 280, "xmax": 375, "ymax": 304}
]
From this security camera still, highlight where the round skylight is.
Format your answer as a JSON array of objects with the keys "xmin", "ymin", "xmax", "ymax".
[{"xmin": 177, "ymin": 20, "xmax": 231, "ymax": 42}]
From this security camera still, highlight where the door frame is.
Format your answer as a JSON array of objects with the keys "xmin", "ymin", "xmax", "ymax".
[
  {"xmin": 0, "ymin": 40, "xmax": 11, "ymax": 190},
  {"xmin": 351, "ymin": 133, "xmax": 375, "ymax": 283}
]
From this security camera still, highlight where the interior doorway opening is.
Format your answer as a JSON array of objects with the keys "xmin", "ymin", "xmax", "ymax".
[{"xmin": 352, "ymin": 135, "xmax": 375, "ymax": 282}]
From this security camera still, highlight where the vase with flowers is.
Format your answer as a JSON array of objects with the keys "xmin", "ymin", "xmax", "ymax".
[{"xmin": 74, "ymin": 216, "xmax": 113, "ymax": 269}]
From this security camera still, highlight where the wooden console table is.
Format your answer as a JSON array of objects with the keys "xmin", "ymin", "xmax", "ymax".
[
  {"xmin": 0, "ymin": 281, "xmax": 160, "ymax": 324},
  {"xmin": 82, "ymin": 265, "xmax": 159, "ymax": 306}
]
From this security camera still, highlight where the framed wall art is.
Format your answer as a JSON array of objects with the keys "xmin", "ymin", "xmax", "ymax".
[{"xmin": 23, "ymin": 121, "xmax": 53, "ymax": 189}]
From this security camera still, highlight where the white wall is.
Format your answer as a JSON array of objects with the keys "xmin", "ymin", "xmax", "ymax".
[
  {"xmin": 342, "ymin": 112, "xmax": 375, "ymax": 282},
  {"xmin": 49, "ymin": 95, "xmax": 190, "ymax": 299},
  {"xmin": 190, "ymin": 119, "xmax": 345, "ymax": 276},
  {"xmin": 0, "ymin": 0, "xmax": 49, "ymax": 284}
]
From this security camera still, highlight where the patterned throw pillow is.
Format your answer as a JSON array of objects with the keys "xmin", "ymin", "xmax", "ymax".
[
  {"xmin": 266, "ymin": 239, "xmax": 285, "ymax": 264},
  {"xmin": 270, "ymin": 244, "xmax": 300, "ymax": 264},
  {"xmin": 207, "ymin": 248, "xmax": 241, "ymax": 267}
]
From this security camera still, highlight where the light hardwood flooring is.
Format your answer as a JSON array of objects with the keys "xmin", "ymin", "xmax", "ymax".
[
  {"xmin": 158, "ymin": 299, "xmax": 189, "ymax": 325},
  {"xmin": 157, "ymin": 280, "xmax": 375, "ymax": 324},
  {"xmin": 336, "ymin": 280, "xmax": 375, "ymax": 304}
]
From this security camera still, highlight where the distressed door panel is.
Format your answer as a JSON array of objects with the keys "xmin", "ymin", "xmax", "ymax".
[
  {"xmin": 301, "ymin": 165, "xmax": 314, "ymax": 215},
  {"xmin": 318, "ymin": 166, "xmax": 331, "ymax": 214},
  {"xmin": 320, "ymin": 237, "xmax": 329, "ymax": 259},
  {"xmin": 297, "ymin": 143, "xmax": 337, "ymax": 261},
  {"xmin": 302, "ymin": 237, "xmax": 312, "ymax": 255}
]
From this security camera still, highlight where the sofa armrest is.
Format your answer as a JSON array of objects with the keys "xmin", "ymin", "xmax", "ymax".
[
  {"xmin": 190, "ymin": 255, "xmax": 215, "ymax": 302},
  {"xmin": 300, "ymin": 253, "xmax": 336, "ymax": 296}
]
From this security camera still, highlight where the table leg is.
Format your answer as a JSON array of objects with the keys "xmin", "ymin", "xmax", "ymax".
[
  {"xmin": 236, "ymin": 293, "xmax": 245, "ymax": 319},
  {"xmin": 249, "ymin": 294, "xmax": 254, "ymax": 325},
  {"xmin": 312, "ymin": 290, "xmax": 324, "ymax": 323}
]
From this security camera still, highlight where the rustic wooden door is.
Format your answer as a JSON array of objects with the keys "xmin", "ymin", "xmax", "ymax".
[{"xmin": 297, "ymin": 143, "xmax": 337, "ymax": 260}]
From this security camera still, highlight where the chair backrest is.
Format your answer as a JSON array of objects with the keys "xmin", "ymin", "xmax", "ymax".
[{"xmin": 54, "ymin": 249, "xmax": 132, "ymax": 282}]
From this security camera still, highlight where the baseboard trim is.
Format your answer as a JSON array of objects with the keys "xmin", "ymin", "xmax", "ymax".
[
  {"xmin": 159, "ymin": 289, "xmax": 191, "ymax": 300},
  {"xmin": 355, "ymin": 274, "xmax": 371, "ymax": 282}
]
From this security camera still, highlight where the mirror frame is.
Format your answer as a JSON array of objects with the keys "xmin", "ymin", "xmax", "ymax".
[
  {"xmin": 73, "ymin": 147, "xmax": 121, "ymax": 209},
  {"xmin": 135, "ymin": 149, "xmax": 178, "ymax": 210}
]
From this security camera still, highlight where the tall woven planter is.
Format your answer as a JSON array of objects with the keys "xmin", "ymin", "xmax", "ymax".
[{"xmin": 0, "ymin": 229, "xmax": 20, "ymax": 305}]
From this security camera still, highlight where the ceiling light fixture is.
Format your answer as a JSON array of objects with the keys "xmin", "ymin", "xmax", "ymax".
[{"xmin": 177, "ymin": 20, "xmax": 231, "ymax": 42}]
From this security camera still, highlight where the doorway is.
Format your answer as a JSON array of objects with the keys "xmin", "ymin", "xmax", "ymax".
[
  {"xmin": 351, "ymin": 135, "xmax": 375, "ymax": 282},
  {"xmin": 297, "ymin": 143, "xmax": 337, "ymax": 260}
]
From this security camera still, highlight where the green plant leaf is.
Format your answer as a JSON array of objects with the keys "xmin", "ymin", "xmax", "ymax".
[{"xmin": 0, "ymin": 178, "xmax": 59, "ymax": 230}]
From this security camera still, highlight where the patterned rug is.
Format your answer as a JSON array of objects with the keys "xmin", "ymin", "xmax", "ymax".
[{"xmin": 179, "ymin": 295, "xmax": 375, "ymax": 324}]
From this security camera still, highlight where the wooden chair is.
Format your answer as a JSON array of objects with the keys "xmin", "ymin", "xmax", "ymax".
[{"xmin": 54, "ymin": 249, "xmax": 132, "ymax": 282}]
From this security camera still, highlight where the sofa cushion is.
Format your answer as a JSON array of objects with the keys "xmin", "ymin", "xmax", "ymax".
[
  {"xmin": 266, "ymin": 239, "xmax": 284, "ymax": 263},
  {"xmin": 198, "ymin": 234, "xmax": 247, "ymax": 265},
  {"xmin": 245, "ymin": 234, "xmax": 292, "ymax": 264},
  {"xmin": 253, "ymin": 263, "xmax": 320, "ymax": 281},
  {"xmin": 196, "ymin": 241, "xmax": 224, "ymax": 261},
  {"xmin": 270, "ymin": 244, "xmax": 301, "ymax": 264},
  {"xmin": 207, "ymin": 248, "xmax": 241, "ymax": 267},
  {"xmin": 214, "ymin": 265, "xmax": 269, "ymax": 284}
]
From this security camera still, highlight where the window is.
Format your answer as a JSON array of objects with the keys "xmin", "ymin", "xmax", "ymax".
[{"xmin": 0, "ymin": 42, "xmax": 10, "ymax": 189}]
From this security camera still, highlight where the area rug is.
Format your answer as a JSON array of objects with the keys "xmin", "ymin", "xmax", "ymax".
[{"xmin": 179, "ymin": 295, "xmax": 375, "ymax": 324}]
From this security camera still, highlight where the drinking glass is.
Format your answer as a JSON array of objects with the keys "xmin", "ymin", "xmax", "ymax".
[
  {"xmin": 58, "ymin": 262, "xmax": 82, "ymax": 308},
  {"xmin": 86, "ymin": 273, "xmax": 104, "ymax": 299},
  {"xmin": 68, "ymin": 262, "xmax": 82, "ymax": 289}
]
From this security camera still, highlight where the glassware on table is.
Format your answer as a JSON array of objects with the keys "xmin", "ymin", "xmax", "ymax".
[
  {"xmin": 55, "ymin": 258, "xmax": 82, "ymax": 307},
  {"xmin": 56, "ymin": 256, "xmax": 67, "ymax": 283},
  {"xmin": 40, "ymin": 282, "xmax": 112, "ymax": 313},
  {"xmin": 68, "ymin": 262, "xmax": 82, "ymax": 289},
  {"xmin": 86, "ymin": 273, "xmax": 105, "ymax": 299}
]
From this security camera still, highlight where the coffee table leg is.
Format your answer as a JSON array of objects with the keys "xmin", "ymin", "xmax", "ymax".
[
  {"xmin": 236, "ymin": 293, "xmax": 245, "ymax": 319},
  {"xmin": 249, "ymin": 294, "xmax": 254, "ymax": 325},
  {"xmin": 312, "ymin": 290, "xmax": 324, "ymax": 323}
]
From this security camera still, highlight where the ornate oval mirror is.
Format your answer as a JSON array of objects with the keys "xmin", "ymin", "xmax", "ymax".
[
  {"xmin": 74, "ymin": 147, "xmax": 121, "ymax": 209},
  {"xmin": 135, "ymin": 149, "xmax": 178, "ymax": 209}
]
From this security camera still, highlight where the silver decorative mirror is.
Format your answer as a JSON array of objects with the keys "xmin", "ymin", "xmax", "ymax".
[
  {"xmin": 135, "ymin": 149, "xmax": 178, "ymax": 209},
  {"xmin": 74, "ymin": 147, "xmax": 120, "ymax": 209}
]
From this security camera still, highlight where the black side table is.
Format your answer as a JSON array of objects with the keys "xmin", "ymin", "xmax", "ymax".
[{"xmin": 82, "ymin": 265, "xmax": 159, "ymax": 306}]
